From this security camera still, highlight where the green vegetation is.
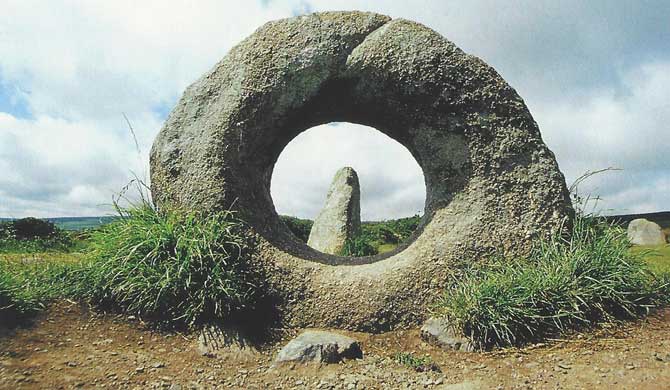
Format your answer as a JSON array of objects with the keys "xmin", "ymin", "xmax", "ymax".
[
  {"xmin": 0, "ymin": 218, "xmax": 89, "ymax": 323},
  {"xmin": 377, "ymin": 243, "xmax": 397, "ymax": 254},
  {"xmin": 340, "ymin": 235, "xmax": 378, "ymax": 257},
  {"xmin": 280, "ymin": 214, "xmax": 421, "ymax": 256},
  {"xmin": 436, "ymin": 216, "xmax": 670, "ymax": 350},
  {"xmin": 0, "ymin": 210, "xmax": 420, "ymax": 325},
  {"xmin": 3, "ymin": 200, "xmax": 668, "ymax": 345},
  {"xmin": 0, "ymin": 216, "xmax": 117, "ymax": 232},
  {"xmin": 393, "ymin": 352, "xmax": 438, "ymax": 372},
  {"xmin": 0, "ymin": 217, "xmax": 77, "ymax": 253},
  {"xmin": 49, "ymin": 216, "xmax": 117, "ymax": 231},
  {"xmin": 635, "ymin": 244, "xmax": 670, "ymax": 277},
  {"xmin": 0, "ymin": 255, "xmax": 83, "ymax": 324},
  {"xmin": 1, "ymin": 205, "xmax": 263, "ymax": 328},
  {"xmin": 0, "ymin": 260, "xmax": 43, "ymax": 321},
  {"xmin": 361, "ymin": 215, "xmax": 421, "ymax": 247},
  {"xmin": 348, "ymin": 215, "xmax": 421, "ymax": 255},
  {"xmin": 279, "ymin": 215, "xmax": 313, "ymax": 242},
  {"xmin": 76, "ymin": 204, "xmax": 263, "ymax": 328}
]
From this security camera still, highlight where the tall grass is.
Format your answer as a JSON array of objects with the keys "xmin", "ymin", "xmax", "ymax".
[
  {"xmin": 0, "ymin": 261, "xmax": 43, "ymax": 321},
  {"xmin": 0, "ymin": 257, "xmax": 81, "ymax": 324},
  {"xmin": 340, "ymin": 235, "xmax": 378, "ymax": 257},
  {"xmin": 436, "ymin": 216, "xmax": 670, "ymax": 350},
  {"xmin": 78, "ymin": 204, "xmax": 263, "ymax": 328}
]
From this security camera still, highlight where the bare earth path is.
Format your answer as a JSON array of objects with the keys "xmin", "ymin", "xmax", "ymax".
[{"xmin": 1, "ymin": 302, "xmax": 670, "ymax": 389}]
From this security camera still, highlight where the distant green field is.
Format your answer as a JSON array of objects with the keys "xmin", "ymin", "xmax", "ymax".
[
  {"xmin": 634, "ymin": 244, "xmax": 670, "ymax": 276},
  {"xmin": 48, "ymin": 216, "xmax": 117, "ymax": 230},
  {"xmin": 1, "ymin": 210, "xmax": 667, "ymax": 237},
  {"xmin": 0, "ymin": 216, "xmax": 116, "ymax": 231}
]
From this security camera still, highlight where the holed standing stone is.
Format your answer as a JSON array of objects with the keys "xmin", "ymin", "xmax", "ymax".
[{"xmin": 149, "ymin": 11, "xmax": 574, "ymax": 331}]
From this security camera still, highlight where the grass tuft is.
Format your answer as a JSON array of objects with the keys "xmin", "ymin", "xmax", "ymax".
[
  {"xmin": 340, "ymin": 235, "xmax": 378, "ymax": 257},
  {"xmin": 436, "ymin": 216, "xmax": 670, "ymax": 350},
  {"xmin": 0, "ymin": 261, "xmax": 43, "ymax": 321},
  {"xmin": 0, "ymin": 256, "xmax": 82, "ymax": 324},
  {"xmin": 76, "ymin": 204, "xmax": 263, "ymax": 328},
  {"xmin": 393, "ymin": 352, "xmax": 439, "ymax": 372}
]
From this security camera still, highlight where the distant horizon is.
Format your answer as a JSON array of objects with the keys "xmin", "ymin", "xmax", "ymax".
[{"xmin": 3, "ymin": 210, "xmax": 670, "ymax": 221}]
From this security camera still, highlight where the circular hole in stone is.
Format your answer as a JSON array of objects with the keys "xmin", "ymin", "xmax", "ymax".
[{"xmin": 270, "ymin": 122, "xmax": 426, "ymax": 258}]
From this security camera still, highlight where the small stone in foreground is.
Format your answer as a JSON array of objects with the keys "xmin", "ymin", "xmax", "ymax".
[
  {"xmin": 421, "ymin": 317, "xmax": 475, "ymax": 352},
  {"xmin": 274, "ymin": 330, "xmax": 362, "ymax": 364}
]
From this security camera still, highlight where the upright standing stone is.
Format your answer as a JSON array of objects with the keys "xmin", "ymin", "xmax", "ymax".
[
  {"xmin": 308, "ymin": 167, "xmax": 361, "ymax": 255},
  {"xmin": 627, "ymin": 218, "xmax": 667, "ymax": 245}
]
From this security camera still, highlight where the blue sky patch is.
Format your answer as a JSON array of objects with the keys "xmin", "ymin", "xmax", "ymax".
[
  {"xmin": 0, "ymin": 79, "xmax": 32, "ymax": 119},
  {"xmin": 151, "ymin": 101, "xmax": 175, "ymax": 121},
  {"xmin": 291, "ymin": 1, "xmax": 313, "ymax": 16}
]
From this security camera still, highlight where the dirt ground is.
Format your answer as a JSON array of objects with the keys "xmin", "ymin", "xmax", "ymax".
[{"xmin": 2, "ymin": 302, "xmax": 670, "ymax": 390}]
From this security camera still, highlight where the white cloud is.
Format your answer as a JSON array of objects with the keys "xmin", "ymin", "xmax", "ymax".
[
  {"xmin": 0, "ymin": 0, "xmax": 297, "ymax": 217},
  {"xmin": 534, "ymin": 61, "xmax": 670, "ymax": 214},
  {"xmin": 0, "ymin": 112, "xmax": 156, "ymax": 217},
  {"xmin": 271, "ymin": 123, "xmax": 425, "ymax": 220}
]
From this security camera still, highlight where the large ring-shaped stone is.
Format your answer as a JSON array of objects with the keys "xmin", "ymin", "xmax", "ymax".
[{"xmin": 150, "ymin": 11, "xmax": 573, "ymax": 331}]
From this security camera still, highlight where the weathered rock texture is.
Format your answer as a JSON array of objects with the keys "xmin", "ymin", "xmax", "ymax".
[
  {"xmin": 627, "ymin": 218, "xmax": 667, "ymax": 245},
  {"xmin": 307, "ymin": 167, "xmax": 361, "ymax": 255},
  {"xmin": 420, "ymin": 317, "xmax": 474, "ymax": 352},
  {"xmin": 150, "ymin": 11, "xmax": 573, "ymax": 331},
  {"xmin": 274, "ymin": 330, "xmax": 362, "ymax": 364}
]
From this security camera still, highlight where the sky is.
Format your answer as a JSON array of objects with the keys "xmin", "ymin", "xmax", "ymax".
[{"xmin": 0, "ymin": 0, "xmax": 668, "ymax": 220}]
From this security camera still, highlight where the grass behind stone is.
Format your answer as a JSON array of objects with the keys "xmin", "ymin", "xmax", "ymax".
[
  {"xmin": 436, "ymin": 216, "xmax": 670, "ymax": 350},
  {"xmin": 340, "ymin": 235, "xmax": 378, "ymax": 257}
]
